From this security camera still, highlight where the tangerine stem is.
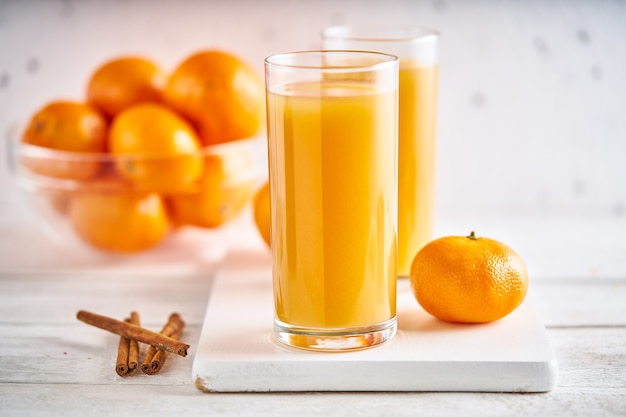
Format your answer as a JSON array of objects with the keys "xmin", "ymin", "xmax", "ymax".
[{"xmin": 467, "ymin": 231, "xmax": 477, "ymax": 240}]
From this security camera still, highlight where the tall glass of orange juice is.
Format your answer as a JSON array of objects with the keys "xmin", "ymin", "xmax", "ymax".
[
  {"xmin": 264, "ymin": 51, "xmax": 399, "ymax": 351},
  {"xmin": 323, "ymin": 26, "xmax": 439, "ymax": 277}
]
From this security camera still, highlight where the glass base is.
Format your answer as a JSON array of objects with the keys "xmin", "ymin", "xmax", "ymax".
[{"xmin": 274, "ymin": 316, "xmax": 397, "ymax": 352}]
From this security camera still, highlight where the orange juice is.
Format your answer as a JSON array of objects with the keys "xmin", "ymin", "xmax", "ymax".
[
  {"xmin": 267, "ymin": 81, "xmax": 397, "ymax": 329},
  {"xmin": 397, "ymin": 63, "xmax": 438, "ymax": 276}
]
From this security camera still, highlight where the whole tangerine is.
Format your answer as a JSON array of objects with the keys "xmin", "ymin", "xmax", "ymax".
[
  {"xmin": 409, "ymin": 231, "xmax": 529, "ymax": 323},
  {"xmin": 163, "ymin": 50, "xmax": 265, "ymax": 146},
  {"xmin": 86, "ymin": 56, "xmax": 166, "ymax": 118},
  {"xmin": 20, "ymin": 100, "xmax": 107, "ymax": 180},
  {"xmin": 69, "ymin": 190, "xmax": 169, "ymax": 253},
  {"xmin": 108, "ymin": 103, "xmax": 204, "ymax": 193}
]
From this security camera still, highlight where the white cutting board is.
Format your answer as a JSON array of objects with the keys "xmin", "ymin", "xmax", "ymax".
[{"xmin": 192, "ymin": 249, "xmax": 558, "ymax": 393}]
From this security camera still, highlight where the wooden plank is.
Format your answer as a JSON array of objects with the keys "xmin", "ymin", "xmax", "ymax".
[
  {"xmin": 0, "ymin": 382, "xmax": 624, "ymax": 417},
  {"xmin": 548, "ymin": 328, "xmax": 626, "ymax": 390},
  {"xmin": 0, "ymin": 244, "xmax": 624, "ymax": 412}
]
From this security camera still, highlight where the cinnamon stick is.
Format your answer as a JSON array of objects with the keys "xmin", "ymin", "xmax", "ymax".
[
  {"xmin": 76, "ymin": 310, "xmax": 189, "ymax": 357},
  {"xmin": 142, "ymin": 313, "xmax": 186, "ymax": 375},
  {"xmin": 115, "ymin": 319, "xmax": 130, "ymax": 377},
  {"xmin": 148, "ymin": 327, "xmax": 182, "ymax": 375},
  {"xmin": 149, "ymin": 341, "xmax": 172, "ymax": 374},
  {"xmin": 127, "ymin": 311, "xmax": 140, "ymax": 374}
]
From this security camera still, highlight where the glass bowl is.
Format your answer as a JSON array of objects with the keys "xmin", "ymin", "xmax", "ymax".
[{"xmin": 7, "ymin": 132, "xmax": 265, "ymax": 259}]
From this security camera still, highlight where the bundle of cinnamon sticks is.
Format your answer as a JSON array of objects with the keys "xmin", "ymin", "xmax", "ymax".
[{"xmin": 76, "ymin": 310, "xmax": 189, "ymax": 377}]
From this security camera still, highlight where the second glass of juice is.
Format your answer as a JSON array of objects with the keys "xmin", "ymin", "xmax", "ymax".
[
  {"xmin": 265, "ymin": 50, "xmax": 399, "ymax": 351},
  {"xmin": 323, "ymin": 26, "xmax": 439, "ymax": 277}
]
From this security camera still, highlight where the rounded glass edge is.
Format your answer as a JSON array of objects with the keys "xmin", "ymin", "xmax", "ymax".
[
  {"xmin": 321, "ymin": 25, "xmax": 439, "ymax": 44},
  {"xmin": 264, "ymin": 50, "xmax": 399, "ymax": 73}
]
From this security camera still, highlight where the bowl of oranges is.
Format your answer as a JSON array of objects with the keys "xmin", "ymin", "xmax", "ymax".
[{"xmin": 9, "ymin": 50, "xmax": 267, "ymax": 255}]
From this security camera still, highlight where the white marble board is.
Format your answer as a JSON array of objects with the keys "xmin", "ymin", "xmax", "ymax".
[{"xmin": 192, "ymin": 249, "xmax": 558, "ymax": 393}]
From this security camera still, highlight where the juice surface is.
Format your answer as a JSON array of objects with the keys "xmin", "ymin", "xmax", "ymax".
[
  {"xmin": 397, "ymin": 63, "xmax": 438, "ymax": 276},
  {"xmin": 267, "ymin": 80, "xmax": 397, "ymax": 329}
]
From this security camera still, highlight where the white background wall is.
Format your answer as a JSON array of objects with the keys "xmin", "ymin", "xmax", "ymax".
[{"xmin": 1, "ymin": 0, "xmax": 625, "ymax": 277}]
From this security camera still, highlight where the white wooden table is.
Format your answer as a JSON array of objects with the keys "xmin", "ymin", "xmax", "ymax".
[{"xmin": 1, "ymin": 206, "xmax": 625, "ymax": 416}]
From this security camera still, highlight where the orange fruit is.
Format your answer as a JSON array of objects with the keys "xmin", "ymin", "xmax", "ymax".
[
  {"xmin": 409, "ymin": 231, "xmax": 529, "ymax": 323},
  {"xmin": 253, "ymin": 181, "xmax": 271, "ymax": 247},
  {"xmin": 163, "ymin": 50, "xmax": 265, "ymax": 146},
  {"xmin": 108, "ymin": 103, "xmax": 204, "ymax": 193},
  {"xmin": 69, "ymin": 190, "xmax": 169, "ymax": 253},
  {"xmin": 86, "ymin": 56, "xmax": 166, "ymax": 119},
  {"xmin": 20, "ymin": 100, "xmax": 107, "ymax": 179},
  {"xmin": 167, "ymin": 148, "xmax": 256, "ymax": 228}
]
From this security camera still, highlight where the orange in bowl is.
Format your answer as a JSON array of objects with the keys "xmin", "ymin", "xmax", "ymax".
[
  {"xmin": 20, "ymin": 100, "xmax": 107, "ymax": 180},
  {"xmin": 108, "ymin": 102, "xmax": 205, "ymax": 194},
  {"xmin": 69, "ymin": 189, "xmax": 169, "ymax": 253},
  {"xmin": 167, "ymin": 141, "xmax": 258, "ymax": 228},
  {"xmin": 86, "ymin": 56, "xmax": 166, "ymax": 118},
  {"xmin": 163, "ymin": 49, "xmax": 265, "ymax": 146}
]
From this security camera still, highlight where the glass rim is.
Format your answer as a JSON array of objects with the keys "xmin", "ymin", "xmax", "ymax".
[
  {"xmin": 321, "ymin": 25, "xmax": 439, "ymax": 43},
  {"xmin": 264, "ymin": 50, "xmax": 399, "ymax": 72}
]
